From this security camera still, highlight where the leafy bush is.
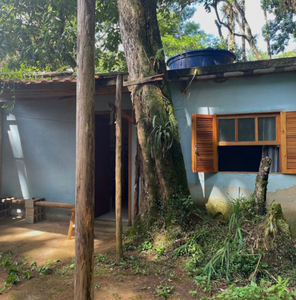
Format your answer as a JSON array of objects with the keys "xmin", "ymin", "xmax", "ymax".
[{"xmin": 217, "ymin": 277, "xmax": 296, "ymax": 300}]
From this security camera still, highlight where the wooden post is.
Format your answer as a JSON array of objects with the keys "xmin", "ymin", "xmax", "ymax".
[
  {"xmin": 0, "ymin": 108, "xmax": 2, "ymax": 194},
  {"xmin": 115, "ymin": 74, "xmax": 123, "ymax": 259},
  {"xmin": 75, "ymin": 0, "xmax": 95, "ymax": 299}
]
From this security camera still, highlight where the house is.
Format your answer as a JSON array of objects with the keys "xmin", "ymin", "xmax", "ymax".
[{"xmin": 1, "ymin": 57, "xmax": 296, "ymax": 236}]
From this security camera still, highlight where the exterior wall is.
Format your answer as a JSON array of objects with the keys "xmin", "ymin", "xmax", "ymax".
[
  {"xmin": 171, "ymin": 72, "xmax": 296, "ymax": 236},
  {"xmin": 1, "ymin": 94, "xmax": 133, "ymax": 220}
]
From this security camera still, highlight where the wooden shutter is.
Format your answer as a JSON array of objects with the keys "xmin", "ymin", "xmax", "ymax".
[
  {"xmin": 281, "ymin": 111, "xmax": 296, "ymax": 174},
  {"xmin": 192, "ymin": 114, "xmax": 217, "ymax": 173}
]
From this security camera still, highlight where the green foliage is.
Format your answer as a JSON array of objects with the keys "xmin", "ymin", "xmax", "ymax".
[
  {"xmin": 0, "ymin": 0, "xmax": 224, "ymax": 72},
  {"xmin": 0, "ymin": 63, "xmax": 52, "ymax": 109},
  {"xmin": 0, "ymin": 252, "xmax": 12, "ymax": 268},
  {"xmin": 193, "ymin": 275, "xmax": 212, "ymax": 293},
  {"xmin": 22, "ymin": 271, "xmax": 32, "ymax": 280},
  {"xmin": 158, "ymin": 4, "xmax": 223, "ymax": 58},
  {"xmin": 95, "ymin": 253, "xmax": 111, "ymax": 265},
  {"xmin": 155, "ymin": 284, "xmax": 174, "ymax": 298},
  {"xmin": 261, "ymin": 0, "xmax": 296, "ymax": 55},
  {"xmin": 172, "ymin": 195, "xmax": 296, "ymax": 287},
  {"xmin": 138, "ymin": 241, "xmax": 153, "ymax": 253},
  {"xmin": 95, "ymin": 0, "xmax": 127, "ymax": 72},
  {"xmin": 217, "ymin": 277, "xmax": 296, "ymax": 300},
  {"xmin": 165, "ymin": 190, "xmax": 195, "ymax": 229},
  {"xmin": 147, "ymin": 114, "xmax": 178, "ymax": 159},
  {"xmin": 0, "ymin": 0, "xmax": 77, "ymax": 70},
  {"xmin": 6, "ymin": 274, "xmax": 20, "ymax": 285},
  {"xmin": 37, "ymin": 265, "xmax": 52, "ymax": 275},
  {"xmin": 0, "ymin": 252, "xmax": 70, "ymax": 293},
  {"xmin": 276, "ymin": 50, "xmax": 296, "ymax": 58},
  {"xmin": 202, "ymin": 198, "xmax": 259, "ymax": 283}
]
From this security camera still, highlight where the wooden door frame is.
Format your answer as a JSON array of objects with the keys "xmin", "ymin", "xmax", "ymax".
[{"xmin": 94, "ymin": 110, "xmax": 132, "ymax": 225}]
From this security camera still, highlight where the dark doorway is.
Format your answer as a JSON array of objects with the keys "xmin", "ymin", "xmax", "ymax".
[{"xmin": 94, "ymin": 113, "xmax": 129, "ymax": 219}]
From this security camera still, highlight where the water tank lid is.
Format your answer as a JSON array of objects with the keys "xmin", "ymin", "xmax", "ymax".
[{"xmin": 166, "ymin": 48, "xmax": 236, "ymax": 66}]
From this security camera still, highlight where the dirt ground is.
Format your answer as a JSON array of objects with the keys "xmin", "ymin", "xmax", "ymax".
[{"xmin": 0, "ymin": 217, "xmax": 200, "ymax": 300}]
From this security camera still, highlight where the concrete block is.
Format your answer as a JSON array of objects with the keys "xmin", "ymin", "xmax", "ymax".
[
  {"xmin": 26, "ymin": 208, "xmax": 35, "ymax": 216},
  {"xmin": 25, "ymin": 199, "xmax": 35, "ymax": 208},
  {"xmin": 25, "ymin": 198, "xmax": 46, "ymax": 223},
  {"xmin": 25, "ymin": 215, "xmax": 35, "ymax": 224}
]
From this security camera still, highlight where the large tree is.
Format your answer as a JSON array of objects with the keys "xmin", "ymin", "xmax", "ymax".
[
  {"xmin": 118, "ymin": 0, "xmax": 190, "ymax": 220},
  {"xmin": 0, "ymin": 0, "xmax": 219, "ymax": 72},
  {"xmin": 205, "ymin": 0, "xmax": 263, "ymax": 60},
  {"xmin": 261, "ymin": 0, "xmax": 296, "ymax": 55},
  {"xmin": 158, "ymin": 4, "xmax": 223, "ymax": 57},
  {"xmin": 0, "ymin": 0, "xmax": 77, "ymax": 69}
]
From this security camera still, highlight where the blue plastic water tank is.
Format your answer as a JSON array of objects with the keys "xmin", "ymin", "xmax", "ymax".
[{"xmin": 167, "ymin": 48, "xmax": 236, "ymax": 70}]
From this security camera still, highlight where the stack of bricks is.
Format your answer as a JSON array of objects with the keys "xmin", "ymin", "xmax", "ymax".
[
  {"xmin": 25, "ymin": 198, "xmax": 46, "ymax": 223},
  {"xmin": 0, "ymin": 195, "xmax": 11, "ymax": 218}
]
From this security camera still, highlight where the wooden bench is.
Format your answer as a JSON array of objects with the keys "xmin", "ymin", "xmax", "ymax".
[{"xmin": 26, "ymin": 199, "xmax": 75, "ymax": 240}]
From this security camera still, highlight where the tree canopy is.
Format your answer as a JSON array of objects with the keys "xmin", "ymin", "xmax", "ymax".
[
  {"xmin": 261, "ymin": 0, "xmax": 296, "ymax": 55},
  {"xmin": 0, "ymin": 0, "xmax": 223, "ymax": 72},
  {"xmin": 0, "ymin": 0, "xmax": 77, "ymax": 70},
  {"xmin": 158, "ymin": 4, "xmax": 223, "ymax": 57},
  {"xmin": 0, "ymin": 0, "xmax": 295, "ymax": 72}
]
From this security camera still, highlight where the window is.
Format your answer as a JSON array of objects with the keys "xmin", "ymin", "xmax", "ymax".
[{"xmin": 191, "ymin": 112, "xmax": 296, "ymax": 174}]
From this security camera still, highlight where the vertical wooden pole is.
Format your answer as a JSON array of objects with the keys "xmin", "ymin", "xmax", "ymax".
[
  {"xmin": 0, "ymin": 108, "xmax": 2, "ymax": 194},
  {"xmin": 115, "ymin": 74, "xmax": 123, "ymax": 259},
  {"xmin": 75, "ymin": 0, "xmax": 95, "ymax": 299},
  {"xmin": 128, "ymin": 118, "xmax": 132, "ymax": 226}
]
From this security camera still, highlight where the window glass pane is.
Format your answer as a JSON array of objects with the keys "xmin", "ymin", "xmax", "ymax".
[
  {"xmin": 238, "ymin": 118, "xmax": 255, "ymax": 141},
  {"xmin": 219, "ymin": 119, "xmax": 235, "ymax": 141},
  {"xmin": 258, "ymin": 117, "xmax": 276, "ymax": 141},
  {"xmin": 218, "ymin": 146, "xmax": 262, "ymax": 171},
  {"xmin": 218, "ymin": 145, "xmax": 280, "ymax": 172}
]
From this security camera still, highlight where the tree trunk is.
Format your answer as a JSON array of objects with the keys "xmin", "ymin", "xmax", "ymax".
[
  {"xmin": 227, "ymin": 6, "xmax": 236, "ymax": 53},
  {"xmin": 118, "ymin": 0, "xmax": 189, "ymax": 220},
  {"xmin": 254, "ymin": 156, "xmax": 272, "ymax": 215},
  {"xmin": 241, "ymin": 0, "xmax": 246, "ymax": 62},
  {"xmin": 263, "ymin": 7, "xmax": 272, "ymax": 59},
  {"xmin": 215, "ymin": 0, "xmax": 263, "ymax": 60},
  {"xmin": 232, "ymin": 0, "xmax": 263, "ymax": 60},
  {"xmin": 75, "ymin": 0, "xmax": 95, "ymax": 299}
]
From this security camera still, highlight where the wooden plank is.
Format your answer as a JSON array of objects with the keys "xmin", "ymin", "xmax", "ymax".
[
  {"xmin": 123, "ymin": 74, "xmax": 163, "ymax": 87},
  {"xmin": 115, "ymin": 74, "xmax": 123, "ymax": 259},
  {"xmin": 75, "ymin": 0, "xmax": 95, "ymax": 299},
  {"xmin": 67, "ymin": 208, "xmax": 76, "ymax": 240},
  {"xmin": 35, "ymin": 201, "xmax": 75, "ymax": 209},
  {"xmin": 128, "ymin": 112, "xmax": 132, "ymax": 226},
  {"xmin": 108, "ymin": 102, "xmax": 136, "ymax": 124}
]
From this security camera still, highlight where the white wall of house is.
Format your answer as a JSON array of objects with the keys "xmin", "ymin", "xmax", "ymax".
[
  {"xmin": 171, "ymin": 72, "xmax": 296, "ymax": 236},
  {"xmin": 2, "ymin": 71, "xmax": 295, "ymax": 234},
  {"xmin": 1, "ymin": 94, "xmax": 134, "ymax": 220}
]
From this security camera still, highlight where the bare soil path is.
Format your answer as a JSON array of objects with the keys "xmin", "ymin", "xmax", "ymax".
[{"xmin": 0, "ymin": 217, "xmax": 200, "ymax": 299}]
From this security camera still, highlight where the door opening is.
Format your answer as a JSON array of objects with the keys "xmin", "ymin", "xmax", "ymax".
[{"xmin": 94, "ymin": 113, "xmax": 129, "ymax": 221}]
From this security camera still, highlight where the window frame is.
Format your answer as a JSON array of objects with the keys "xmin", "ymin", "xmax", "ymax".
[
  {"xmin": 217, "ymin": 112, "xmax": 281, "ymax": 146},
  {"xmin": 192, "ymin": 111, "xmax": 296, "ymax": 174}
]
